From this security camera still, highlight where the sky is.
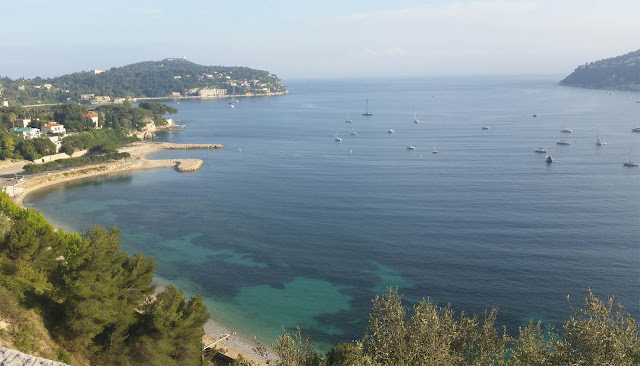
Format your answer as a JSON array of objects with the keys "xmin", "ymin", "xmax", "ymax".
[{"xmin": 1, "ymin": 0, "xmax": 639, "ymax": 80}]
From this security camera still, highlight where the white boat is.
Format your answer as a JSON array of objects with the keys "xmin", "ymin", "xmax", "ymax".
[
  {"xmin": 228, "ymin": 86, "xmax": 238, "ymax": 106},
  {"xmin": 388, "ymin": 129, "xmax": 395, "ymax": 134},
  {"xmin": 561, "ymin": 122, "xmax": 572, "ymax": 133},
  {"xmin": 346, "ymin": 113, "xmax": 352, "ymax": 123},
  {"xmin": 623, "ymin": 160, "xmax": 639, "ymax": 167},
  {"xmin": 545, "ymin": 155, "xmax": 554, "ymax": 163},
  {"xmin": 335, "ymin": 130, "xmax": 342, "ymax": 142},
  {"xmin": 481, "ymin": 126, "xmax": 490, "ymax": 130},
  {"xmin": 624, "ymin": 148, "xmax": 639, "ymax": 166},
  {"xmin": 557, "ymin": 140, "xmax": 571, "ymax": 145},
  {"xmin": 414, "ymin": 113, "xmax": 420, "ymax": 123},
  {"xmin": 351, "ymin": 130, "xmax": 357, "ymax": 135},
  {"xmin": 632, "ymin": 127, "xmax": 640, "ymax": 132},
  {"xmin": 362, "ymin": 99, "xmax": 373, "ymax": 116},
  {"xmin": 596, "ymin": 124, "xmax": 606, "ymax": 145},
  {"xmin": 432, "ymin": 145, "xmax": 439, "ymax": 154},
  {"xmin": 534, "ymin": 147, "xmax": 546, "ymax": 153},
  {"xmin": 407, "ymin": 145, "xmax": 415, "ymax": 150}
]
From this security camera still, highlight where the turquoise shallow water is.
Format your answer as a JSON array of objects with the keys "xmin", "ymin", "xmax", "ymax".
[{"xmin": 25, "ymin": 77, "xmax": 640, "ymax": 349}]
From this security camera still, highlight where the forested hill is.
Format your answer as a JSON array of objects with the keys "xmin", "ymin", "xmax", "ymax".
[
  {"xmin": 560, "ymin": 49, "xmax": 640, "ymax": 91},
  {"xmin": 51, "ymin": 58, "xmax": 287, "ymax": 97},
  {"xmin": 0, "ymin": 58, "xmax": 287, "ymax": 105}
]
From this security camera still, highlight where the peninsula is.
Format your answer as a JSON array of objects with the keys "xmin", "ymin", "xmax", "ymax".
[
  {"xmin": 560, "ymin": 49, "xmax": 640, "ymax": 91},
  {"xmin": 0, "ymin": 58, "xmax": 288, "ymax": 107}
]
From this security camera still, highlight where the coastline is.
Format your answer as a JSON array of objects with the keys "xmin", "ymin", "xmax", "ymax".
[
  {"xmin": 4, "ymin": 142, "xmax": 221, "ymax": 207},
  {"xmin": 1, "ymin": 141, "xmax": 277, "ymax": 364}
]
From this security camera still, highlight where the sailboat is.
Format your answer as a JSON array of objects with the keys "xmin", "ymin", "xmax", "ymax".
[
  {"xmin": 414, "ymin": 113, "xmax": 420, "ymax": 123},
  {"xmin": 596, "ymin": 124, "xmax": 606, "ymax": 145},
  {"xmin": 561, "ymin": 122, "xmax": 572, "ymax": 133},
  {"xmin": 228, "ymin": 86, "xmax": 238, "ymax": 107},
  {"xmin": 335, "ymin": 130, "xmax": 342, "ymax": 142},
  {"xmin": 432, "ymin": 145, "xmax": 439, "ymax": 154},
  {"xmin": 362, "ymin": 99, "xmax": 373, "ymax": 116},
  {"xmin": 623, "ymin": 147, "xmax": 639, "ymax": 166},
  {"xmin": 346, "ymin": 113, "xmax": 352, "ymax": 123}
]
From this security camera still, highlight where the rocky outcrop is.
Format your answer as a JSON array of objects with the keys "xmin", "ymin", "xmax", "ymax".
[{"xmin": 0, "ymin": 347, "xmax": 68, "ymax": 366}]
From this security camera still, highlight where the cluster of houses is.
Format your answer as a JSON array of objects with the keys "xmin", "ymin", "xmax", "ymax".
[{"xmin": 11, "ymin": 113, "xmax": 99, "ymax": 151}]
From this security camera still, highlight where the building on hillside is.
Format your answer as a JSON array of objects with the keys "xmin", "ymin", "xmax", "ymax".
[
  {"xmin": 80, "ymin": 93, "xmax": 95, "ymax": 100},
  {"xmin": 41, "ymin": 122, "xmax": 66, "ymax": 136},
  {"xmin": 198, "ymin": 88, "xmax": 227, "ymax": 98},
  {"xmin": 11, "ymin": 127, "xmax": 41, "ymax": 139},
  {"xmin": 171, "ymin": 92, "xmax": 182, "ymax": 97},
  {"xmin": 2, "ymin": 100, "xmax": 7, "ymax": 107},
  {"xmin": 93, "ymin": 69, "xmax": 105, "ymax": 74},
  {"xmin": 83, "ymin": 113, "xmax": 100, "ymax": 129},
  {"xmin": 16, "ymin": 118, "xmax": 31, "ymax": 128},
  {"xmin": 43, "ymin": 83, "xmax": 53, "ymax": 90},
  {"xmin": 113, "ymin": 97, "xmax": 125, "ymax": 104},
  {"xmin": 92, "ymin": 96, "xmax": 111, "ymax": 104}
]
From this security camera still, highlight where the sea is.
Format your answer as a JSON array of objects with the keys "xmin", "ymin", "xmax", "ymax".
[{"xmin": 24, "ymin": 76, "xmax": 640, "ymax": 350}]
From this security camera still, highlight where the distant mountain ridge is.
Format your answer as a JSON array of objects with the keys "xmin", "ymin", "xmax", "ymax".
[{"xmin": 560, "ymin": 49, "xmax": 640, "ymax": 91}]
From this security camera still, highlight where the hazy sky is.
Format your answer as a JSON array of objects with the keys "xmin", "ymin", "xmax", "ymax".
[{"xmin": 1, "ymin": 0, "xmax": 638, "ymax": 79}]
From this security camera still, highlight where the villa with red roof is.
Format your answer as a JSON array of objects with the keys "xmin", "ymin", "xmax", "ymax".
[
  {"xmin": 83, "ymin": 112, "xmax": 100, "ymax": 128},
  {"xmin": 41, "ymin": 122, "xmax": 66, "ymax": 136}
]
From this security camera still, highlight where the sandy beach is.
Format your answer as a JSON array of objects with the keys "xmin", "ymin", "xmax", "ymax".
[{"xmin": 0, "ymin": 142, "xmax": 277, "ymax": 364}]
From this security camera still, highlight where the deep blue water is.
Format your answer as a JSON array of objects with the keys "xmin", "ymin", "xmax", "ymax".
[{"xmin": 25, "ymin": 77, "xmax": 640, "ymax": 349}]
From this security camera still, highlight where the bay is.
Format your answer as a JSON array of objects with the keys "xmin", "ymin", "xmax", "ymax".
[{"xmin": 25, "ymin": 76, "xmax": 640, "ymax": 349}]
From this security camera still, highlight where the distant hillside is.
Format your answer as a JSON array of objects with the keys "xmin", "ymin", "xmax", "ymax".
[
  {"xmin": 0, "ymin": 58, "xmax": 287, "ymax": 106},
  {"xmin": 561, "ymin": 49, "xmax": 640, "ymax": 91}
]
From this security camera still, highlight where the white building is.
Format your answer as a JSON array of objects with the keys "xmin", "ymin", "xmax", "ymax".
[
  {"xmin": 41, "ymin": 122, "xmax": 66, "ymax": 136},
  {"xmin": 83, "ymin": 113, "xmax": 100, "ymax": 128},
  {"xmin": 198, "ymin": 88, "xmax": 227, "ymax": 97},
  {"xmin": 16, "ymin": 118, "xmax": 31, "ymax": 128},
  {"xmin": 11, "ymin": 127, "xmax": 41, "ymax": 139}
]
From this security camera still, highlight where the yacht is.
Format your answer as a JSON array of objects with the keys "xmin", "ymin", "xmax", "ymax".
[
  {"xmin": 388, "ymin": 129, "xmax": 395, "ymax": 134},
  {"xmin": 556, "ymin": 140, "xmax": 571, "ymax": 145},
  {"xmin": 362, "ymin": 99, "xmax": 373, "ymax": 116},
  {"xmin": 346, "ymin": 113, "xmax": 352, "ymax": 123},
  {"xmin": 432, "ymin": 145, "xmax": 439, "ymax": 154},
  {"xmin": 534, "ymin": 147, "xmax": 547, "ymax": 153},
  {"xmin": 351, "ymin": 130, "xmax": 357, "ymax": 135},
  {"xmin": 623, "ymin": 160, "xmax": 639, "ymax": 167},
  {"xmin": 481, "ymin": 126, "xmax": 490, "ymax": 130},
  {"xmin": 561, "ymin": 122, "xmax": 572, "ymax": 133},
  {"xmin": 335, "ymin": 130, "xmax": 342, "ymax": 142},
  {"xmin": 407, "ymin": 145, "xmax": 415, "ymax": 150},
  {"xmin": 414, "ymin": 113, "xmax": 420, "ymax": 123},
  {"xmin": 633, "ymin": 127, "xmax": 640, "ymax": 132},
  {"xmin": 545, "ymin": 155, "xmax": 554, "ymax": 163}
]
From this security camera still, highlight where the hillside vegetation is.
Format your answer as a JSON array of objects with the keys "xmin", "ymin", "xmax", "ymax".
[
  {"xmin": 0, "ymin": 58, "xmax": 287, "ymax": 105},
  {"xmin": 0, "ymin": 193, "xmax": 209, "ymax": 365},
  {"xmin": 561, "ymin": 49, "xmax": 640, "ymax": 91}
]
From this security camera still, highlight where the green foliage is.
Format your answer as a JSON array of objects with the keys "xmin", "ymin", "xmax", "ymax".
[
  {"xmin": 274, "ymin": 326, "xmax": 324, "ymax": 366},
  {"xmin": 128, "ymin": 285, "xmax": 209, "ymax": 365},
  {"xmin": 561, "ymin": 289, "xmax": 640, "ymax": 365},
  {"xmin": 326, "ymin": 343, "xmax": 366, "ymax": 366},
  {"xmin": 23, "ymin": 151, "xmax": 130, "ymax": 173},
  {"xmin": 56, "ymin": 347, "xmax": 72, "ymax": 364}
]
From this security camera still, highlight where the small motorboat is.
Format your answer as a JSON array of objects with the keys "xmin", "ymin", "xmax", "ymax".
[
  {"xmin": 407, "ymin": 145, "xmax": 415, "ymax": 150},
  {"xmin": 388, "ymin": 129, "xmax": 395, "ymax": 134},
  {"xmin": 545, "ymin": 155, "xmax": 554, "ymax": 163},
  {"xmin": 534, "ymin": 147, "xmax": 546, "ymax": 153}
]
